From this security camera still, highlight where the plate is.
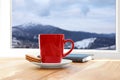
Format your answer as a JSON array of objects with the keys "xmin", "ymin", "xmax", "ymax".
[{"xmin": 32, "ymin": 59, "xmax": 72, "ymax": 68}]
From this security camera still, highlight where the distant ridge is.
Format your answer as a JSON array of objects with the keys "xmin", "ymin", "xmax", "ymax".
[{"xmin": 12, "ymin": 23, "xmax": 116, "ymax": 49}]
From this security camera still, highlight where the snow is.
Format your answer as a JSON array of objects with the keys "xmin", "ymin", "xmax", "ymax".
[
  {"xmin": 12, "ymin": 38, "xmax": 21, "ymax": 48},
  {"xmin": 74, "ymin": 38, "xmax": 96, "ymax": 49},
  {"xmin": 96, "ymin": 45, "xmax": 116, "ymax": 50},
  {"xmin": 22, "ymin": 22, "xmax": 36, "ymax": 27}
]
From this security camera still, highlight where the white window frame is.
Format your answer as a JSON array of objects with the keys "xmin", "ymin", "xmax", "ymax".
[{"xmin": 0, "ymin": 0, "xmax": 120, "ymax": 58}]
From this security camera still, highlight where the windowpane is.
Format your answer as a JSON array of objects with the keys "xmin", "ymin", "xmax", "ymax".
[{"xmin": 12, "ymin": 0, "xmax": 116, "ymax": 50}]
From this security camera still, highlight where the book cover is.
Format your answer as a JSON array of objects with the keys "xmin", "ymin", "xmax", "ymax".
[{"xmin": 63, "ymin": 54, "xmax": 94, "ymax": 62}]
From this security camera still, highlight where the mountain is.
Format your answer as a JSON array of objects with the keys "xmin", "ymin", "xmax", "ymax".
[
  {"xmin": 12, "ymin": 23, "xmax": 116, "ymax": 49},
  {"xmin": 74, "ymin": 38, "xmax": 96, "ymax": 49}
]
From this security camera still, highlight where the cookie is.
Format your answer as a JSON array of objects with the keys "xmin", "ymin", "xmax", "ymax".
[{"xmin": 25, "ymin": 54, "xmax": 41, "ymax": 63}]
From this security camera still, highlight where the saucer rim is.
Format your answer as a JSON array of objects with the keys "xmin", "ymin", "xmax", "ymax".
[
  {"xmin": 32, "ymin": 59, "xmax": 72, "ymax": 64},
  {"xmin": 31, "ymin": 59, "xmax": 72, "ymax": 68}
]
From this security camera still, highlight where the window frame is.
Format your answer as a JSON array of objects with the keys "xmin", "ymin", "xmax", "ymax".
[{"xmin": 0, "ymin": 0, "xmax": 120, "ymax": 58}]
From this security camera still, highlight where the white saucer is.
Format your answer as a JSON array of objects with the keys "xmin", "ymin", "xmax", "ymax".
[{"xmin": 32, "ymin": 59, "xmax": 72, "ymax": 68}]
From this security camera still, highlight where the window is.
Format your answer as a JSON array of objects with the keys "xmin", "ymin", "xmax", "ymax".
[
  {"xmin": 0, "ymin": 0, "xmax": 119, "ymax": 57},
  {"xmin": 12, "ymin": 0, "xmax": 116, "ymax": 50}
]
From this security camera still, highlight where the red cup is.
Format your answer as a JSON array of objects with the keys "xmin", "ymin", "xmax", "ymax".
[{"xmin": 39, "ymin": 34, "xmax": 74, "ymax": 63}]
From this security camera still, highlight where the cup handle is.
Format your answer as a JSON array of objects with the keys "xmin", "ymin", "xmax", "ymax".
[{"xmin": 62, "ymin": 39, "xmax": 74, "ymax": 57}]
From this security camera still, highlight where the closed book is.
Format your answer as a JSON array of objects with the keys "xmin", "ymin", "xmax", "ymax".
[{"xmin": 63, "ymin": 54, "xmax": 94, "ymax": 62}]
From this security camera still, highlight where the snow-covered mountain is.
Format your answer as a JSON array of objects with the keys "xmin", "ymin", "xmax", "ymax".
[
  {"xmin": 12, "ymin": 23, "xmax": 116, "ymax": 49},
  {"xmin": 96, "ymin": 45, "xmax": 116, "ymax": 50},
  {"xmin": 74, "ymin": 38, "xmax": 96, "ymax": 49}
]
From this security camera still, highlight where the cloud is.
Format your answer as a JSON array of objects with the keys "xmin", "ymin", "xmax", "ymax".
[
  {"xmin": 12, "ymin": 0, "xmax": 51, "ymax": 17},
  {"xmin": 12, "ymin": 0, "xmax": 26, "ymax": 11},
  {"xmin": 81, "ymin": 6, "xmax": 90, "ymax": 16},
  {"xmin": 90, "ymin": 0, "xmax": 115, "ymax": 7},
  {"xmin": 12, "ymin": 0, "xmax": 116, "ymax": 33}
]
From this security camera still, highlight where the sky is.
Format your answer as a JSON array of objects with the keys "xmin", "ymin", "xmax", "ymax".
[{"xmin": 12, "ymin": 0, "xmax": 116, "ymax": 33}]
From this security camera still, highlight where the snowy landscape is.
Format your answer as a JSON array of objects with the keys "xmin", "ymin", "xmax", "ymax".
[
  {"xmin": 12, "ymin": 23, "xmax": 116, "ymax": 50},
  {"xmin": 12, "ymin": 0, "xmax": 116, "ymax": 50}
]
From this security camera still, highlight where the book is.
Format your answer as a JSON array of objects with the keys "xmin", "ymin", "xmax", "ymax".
[
  {"xmin": 63, "ymin": 54, "xmax": 94, "ymax": 63},
  {"xmin": 37, "ymin": 54, "xmax": 94, "ymax": 63}
]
